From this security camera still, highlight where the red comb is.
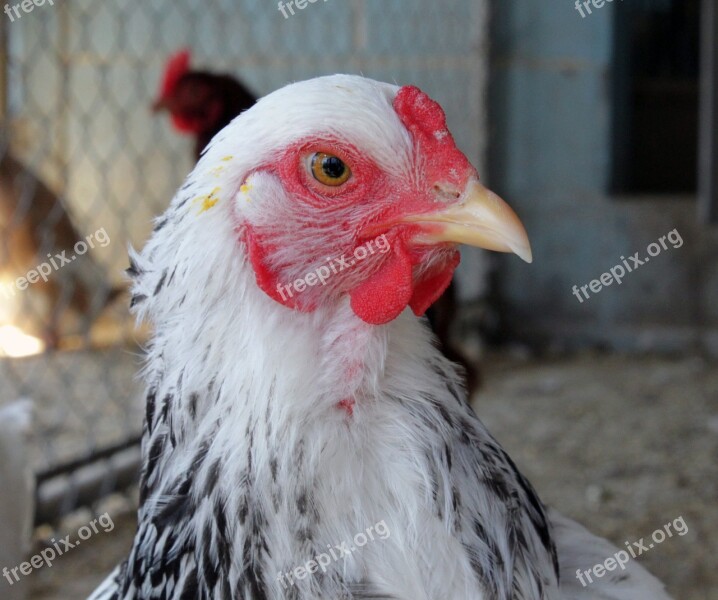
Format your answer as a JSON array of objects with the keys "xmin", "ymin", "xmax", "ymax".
[
  {"xmin": 394, "ymin": 85, "xmax": 473, "ymax": 187},
  {"xmin": 394, "ymin": 86, "xmax": 452, "ymax": 149},
  {"xmin": 157, "ymin": 48, "xmax": 192, "ymax": 100}
]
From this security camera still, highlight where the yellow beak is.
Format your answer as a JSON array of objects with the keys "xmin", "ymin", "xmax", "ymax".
[{"xmin": 403, "ymin": 180, "xmax": 533, "ymax": 263}]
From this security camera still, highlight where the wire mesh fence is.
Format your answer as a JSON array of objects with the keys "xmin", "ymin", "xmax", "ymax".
[{"xmin": 0, "ymin": 0, "xmax": 488, "ymax": 523}]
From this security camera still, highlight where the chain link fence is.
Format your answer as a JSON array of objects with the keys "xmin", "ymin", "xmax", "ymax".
[{"xmin": 0, "ymin": 0, "xmax": 488, "ymax": 523}]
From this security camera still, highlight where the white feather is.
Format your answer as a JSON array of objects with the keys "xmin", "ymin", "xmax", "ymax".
[{"xmin": 552, "ymin": 510, "xmax": 673, "ymax": 600}]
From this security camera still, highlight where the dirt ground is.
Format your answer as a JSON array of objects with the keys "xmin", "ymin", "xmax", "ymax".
[
  {"xmin": 25, "ymin": 352, "xmax": 718, "ymax": 599},
  {"xmin": 477, "ymin": 352, "xmax": 718, "ymax": 600}
]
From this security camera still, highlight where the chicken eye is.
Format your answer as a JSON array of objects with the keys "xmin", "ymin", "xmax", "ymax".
[{"xmin": 310, "ymin": 153, "xmax": 351, "ymax": 187}]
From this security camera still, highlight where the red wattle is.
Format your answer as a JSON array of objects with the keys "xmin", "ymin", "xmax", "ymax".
[
  {"xmin": 409, "ymin": 251, "xmax": 460, "ymax": 316},
  {"xmin": 350, "ymin": 240, "xmax": 414, "ymax": 325}
]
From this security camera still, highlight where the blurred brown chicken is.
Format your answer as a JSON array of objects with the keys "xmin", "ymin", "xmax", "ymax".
[
  {"xmin": 151, "ymin": 49, "xmax": 257, "ymax": 160},
  {"xmin": 0, "ymin": 149, "xmax": 122, "ymax": 347}
]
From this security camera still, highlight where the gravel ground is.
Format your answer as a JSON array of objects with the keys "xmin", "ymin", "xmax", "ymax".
[{"xmin": 23, "ymin": 352, "xmax": 718, "ymax": 599}]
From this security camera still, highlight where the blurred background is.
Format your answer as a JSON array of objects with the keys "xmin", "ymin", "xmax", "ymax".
[{"xmin": 0, "ymin": 0, "xmax": 715, "ymax": 598}]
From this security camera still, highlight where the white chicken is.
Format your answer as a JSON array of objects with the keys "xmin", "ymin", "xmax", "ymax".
[{"xmin": 91, "ymin": 75, "xmax": 671, "ymax": 600}]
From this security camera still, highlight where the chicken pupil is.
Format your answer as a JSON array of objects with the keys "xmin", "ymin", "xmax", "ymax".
[{"xmin": 323, "ymin": 156, "xmax": 346, "ymax": 178}]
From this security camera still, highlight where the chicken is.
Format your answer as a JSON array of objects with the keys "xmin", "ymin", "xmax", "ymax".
[
  {"xmin": 153, "ymin": 49, "xmax": 479, "ymax": 393},
  {"xmin": 90, "ymin": 75, "xmax": 671, "ymax": 600},
  {"xmin": 0, "ymin": 149, "xmax": 122, "ymax": 347},
  {"xmin": 151, "ymin": 49, "xmax": 257, "ymax": 161},
  {"xmin": 0, "ymin": 399, "xmax": 34, "ymax": 600}
]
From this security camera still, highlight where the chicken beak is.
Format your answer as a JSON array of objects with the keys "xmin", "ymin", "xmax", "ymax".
[{"xmin": 404, "ymin": 180, "xmax": 533, "ymax": 263}]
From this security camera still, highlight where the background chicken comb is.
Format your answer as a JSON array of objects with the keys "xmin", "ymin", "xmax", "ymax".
[{"xmin": 157, "ymin": 48, "xmax": 192, "ymax": 100}]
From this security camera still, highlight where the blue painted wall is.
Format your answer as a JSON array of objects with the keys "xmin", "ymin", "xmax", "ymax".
[{"xmin": 490, "ymin": 0, "xmax": 718, "ymax": 353}]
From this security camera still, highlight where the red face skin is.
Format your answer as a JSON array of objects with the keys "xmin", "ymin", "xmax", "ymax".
[{"xmin": 242, "ymin": 86, "xmax": 477, "ymax": 326}]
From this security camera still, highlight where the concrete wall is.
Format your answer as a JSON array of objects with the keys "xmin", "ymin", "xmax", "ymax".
[{"xmin": 490, "ymin": 0, "xmax": 718, "ymax": 354}]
